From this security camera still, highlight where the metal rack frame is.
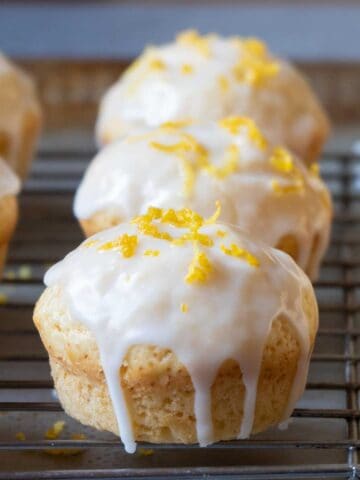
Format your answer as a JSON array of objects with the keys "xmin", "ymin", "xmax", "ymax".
[{"xmin": 0, "ymin": 140, "xmax": 359, "ymax": 479}]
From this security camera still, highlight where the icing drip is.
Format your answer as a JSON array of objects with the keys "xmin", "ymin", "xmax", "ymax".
[
  {"xmin": 75, "ymin": 118, "xmax": 332, "ymax": 280},
  {"xmin": 0, "ymin": 156, "xmax": 21, "ymax": 197},
  {"xmin": 45, "ymin": 207, "xmax": 317, "ymax": 453}
]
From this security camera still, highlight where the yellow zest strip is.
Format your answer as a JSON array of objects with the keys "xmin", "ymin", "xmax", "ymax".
[
  {"xmin": 204, "ymin": 144, "xmax": 239, "ymax": 179},
  {"xmin": 270, "ymin": 147, "xmax": 294, "ymax": 173},
  {"xmin": 138, "ymin": 448, "xmax": 154, "ymax": 456},
  {"xmin": 271, "ymin": 179, "xmax": 304, "ymax": 195},
  {"xmin": 204, "ymin": 201, "xmax": 222, "ymax": 225},
  {"xmin": 216, "ymin": 229, "xmax": 227, "ymax": 238},
  {"xmin": 218, "ymin": 75, "xmax": 229, "ymax": 92},
  {"xmin": 98, "ymin": 234, "xmax": 138, "ymax": 258},
  {"xmin": 83, "ymin": 239, "xmax": 99, "ymax": 248},
  {"xmin": 221, "ymin": 243, "xmax": 260, "ymax": 267},
  {"xmin": 45, "ymin": 421, "xmax": 65, "ymax": 440},
  {"xmin": 232, "ymin": 37, "xmax": 279, "ymax": 86},
  {"xmin": 309, "ymin": 163, "xmax": 320, "ymax": 176},
  {"xmin": 181, "ymin": 64, "xmax": 194, "ymax": 74},
  {"xmin": 176, "ymin": 30, "xmax": 211, "ymax": 57},
  {"xmin": 15, "ymin": 432, "xmax": 26, "ymax": 441},
  {"xmin": 181, "ymin": 303, "xmax": 189, "ymax": 313},
  {"xmin": 160, "ymin": 120, "xmax": 192, "ymax": 130},
  {"xmin": 185, "ymin": 251, "xmax": 213, "ymax": 284},
  {"xmin": 149, "ymin": 58, "xmax": 166, "ymax": 71},
  {"xmin": 144, "ymin": 249, "xmax": 160, "ymax": 256},
  {"xmin": 219, "ymin": 116, "xmax": 267, "ymax": 150}
]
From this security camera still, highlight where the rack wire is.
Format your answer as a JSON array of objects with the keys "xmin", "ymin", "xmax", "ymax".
[{"xmin": 0, "ymin": 134, "xmax": 359, "ymax": 479}]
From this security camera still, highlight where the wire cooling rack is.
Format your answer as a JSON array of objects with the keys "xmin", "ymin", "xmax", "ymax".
[{"xmin": 0, "ymin": 133, "xmax": 360, "ymax": 480}]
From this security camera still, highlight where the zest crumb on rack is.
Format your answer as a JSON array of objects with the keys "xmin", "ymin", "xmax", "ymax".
[
  {"xmin": 138, "ymin": 448, "xmax": 154, "ymax": 456},
  {"xmin": 45, "ymin": 420, "xmax": 65, "ymax": 440},
  {"xmin": 0, "ymin": 293, "xmax": 8, "ymax": 305},
  {"xmin": 15, "ymin": 432, "xmax": 26, "ymax": 441}
]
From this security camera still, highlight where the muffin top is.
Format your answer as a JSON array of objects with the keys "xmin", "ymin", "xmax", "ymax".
[
  {"xmin": 0, "ymin": 157, "xmax": 20, "ymax": 198},
  {"xmin": 46, "ymin": 205, "xmax": 317, "ymax": 452},
  {"xmin": 75, "ymin": 117, "xmax": 332, "ymax": 278},
  {"xmin": 96, "ymin": 30, "xmax": 329, "ymax": 162}
]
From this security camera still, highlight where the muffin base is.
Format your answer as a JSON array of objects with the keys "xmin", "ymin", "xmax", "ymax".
[{"xmin": 34, "ymin": 285, "xmax": 317, "ymax": 444}]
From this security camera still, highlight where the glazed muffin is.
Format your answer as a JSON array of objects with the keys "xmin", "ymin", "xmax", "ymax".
[
  {"xmin": 0, "ymin": 53, "xmax": 42, "ymax": 179},
  {"xmin": 34, "ymin": 205, "xmax": 318, "ymax": 452},
  {"xmin": 0, "ymin": 157, "xmax": 20, "ymax": 275},
  {"xmin": 75, "ymin": 117, "xmax": 332, "ymax": 280},
  {"xmin": 96, "ymin": 31, "xmax": 329, "ymax": 165}
]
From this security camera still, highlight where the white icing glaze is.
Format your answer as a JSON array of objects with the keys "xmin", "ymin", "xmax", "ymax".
[
  {"xmin": 75, "ymin": 120, "xmax": 332, "ymax": 280},
  {"xmin": 0, "ymin": 156, "xmax": 21, "ymax": 197},
  {"xmin": 0, "ymin": 52, "xmax": 40, "ymax": 176},
  {"xmin": 45, "ymin": 218, "xmax": 317, "ymax": 453},
  {"xmin": 96, "ymin": 32, "xmax": 329, "ymax": 161}
]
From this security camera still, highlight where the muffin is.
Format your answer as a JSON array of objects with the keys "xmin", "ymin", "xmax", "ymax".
[
  {"xmin": 0, "ymin": 52, "xmax": 42, "ymax": 179},
  {"xmin": 96, "ymin": 30, "xmax": 329, "ymax": 165},
  {"xmin": 34, "ymin": 205, "xmax": 318, "ymax": 453},
  {"xmin": 75, "ymin": 117, "xmax": 332, "ymax": 280},
  {"xmin": 0, "ymin": 157, "xmax": 20, "ymax": 275}
]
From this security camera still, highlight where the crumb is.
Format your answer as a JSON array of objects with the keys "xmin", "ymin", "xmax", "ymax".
[
  {"xmin": 138, "ymin": 448, "xmax": 154, "ymax": 456},
  {"xmin": 15, "ymin": 432, "xmax": 26, "ymax": 441},
  {"xmin": 0, "ymin": 293, "xmax": 7, "ymax": 305},
  {"xmin": 45, "ymin": 420, "xmax": 65, "ymax": 440},
  {"xmin": 18, "ymin": 265, "xmax": 32, "ymax": 280}
]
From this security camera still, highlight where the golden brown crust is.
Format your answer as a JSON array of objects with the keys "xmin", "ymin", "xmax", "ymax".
[
  {"xmin": 34, "ymin": 285, "xmax": 317, "ymax": 444},
  {"xmin": 17, "ymin": 108, "xmax": 42, "ymax": 180},
  {"xmin": 80, "ymin": 209, "xmax": 122, "ymax": 238},
  {"xmin": 0, "ymin": 195, "xmax": 18, "ymax": 275}
]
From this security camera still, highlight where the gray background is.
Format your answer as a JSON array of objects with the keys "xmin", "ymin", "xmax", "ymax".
[{"xmin": 0, "ymin": 1, "xmax": 359, "ymax": 61}]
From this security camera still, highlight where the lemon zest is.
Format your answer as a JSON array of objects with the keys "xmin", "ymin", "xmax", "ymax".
[
  {"xmin": 218, "ymin": 75, "xmax": 229, "ymax": 92},
  {"xmin": 186, "ymin": 251, "xmax": 213, "ymax": 284},
  {"xmin": 176, "ymin": 30, "xmax": 211, "ymax": 57},
  {"xmin": 219, "ymin": 116, "xmax": 267, "ymax": 150},
  {"xmin": 45, "ymin": 421, "xmax": 65, "ymax": 440},
  {"xmin": 144, "ymin": 249, "xmax": 160, "ymax": 256},
  {"xmin": 309, "ymin": 163, "xmax": 320, "ymax": 176},
  {"xmin": 181, "ymin": 63, "xmax": 194, "ymax": 74},
  {"xmin": 149, "ymin": 58, "xmax": 166, "ymax": 71},
  {"xmin": 221, "ymin": 243, "xmax": 260, "ymax": 267},
  {"xmin": 271, "ymin": 179, "xmax": 304, "ymax": 195},
  {"xmin": 204, "ymin": 144, "xmax": 239, "ymax": 179},
  {"xmin": 181, "ymin": 303, "xmax": 189, "ymax": 313},
  {"xmin": 216, "ymin": 229, "xmax": 227, "ymax": 238},
  {"xmin": 99, "ymin": 234, "xmax": 138, "ymax": 258},
  {"xmin": 270, "ymin": 147, "xmax": 294, "ymax": 173},
  {"xmin": 232, "ymin": 37, "xmax": 279, "ymax": 86}
]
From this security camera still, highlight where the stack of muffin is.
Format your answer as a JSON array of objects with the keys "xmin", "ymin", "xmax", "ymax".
[
  {"xmin": 33, "ymin": 31, "xmax": 332, "ymax": 452},
  {"xmin": 0, "ymin": 53, "xmax": 42, "ymax": 276}
]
